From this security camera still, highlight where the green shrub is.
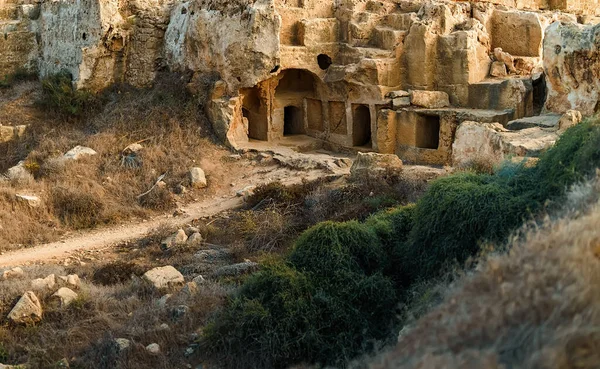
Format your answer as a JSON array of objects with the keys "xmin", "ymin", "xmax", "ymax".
[
  {"xmin": 366, "ymin": 205, "xmax": 416, "ymax": 287},
  {"xmin": 204, "ymin": 224, "xmax": 398, "ymax": 369},
  {"xmin": 38, "ymin": 72, "xmax": 101, "ymax": 118},
  {"xmin": 405, "ymin": 172, "xmax": 520, "ymax": 281},
  {"xmin": 288, "ymin": 221, "xmax": 388, "ymax": 277}
]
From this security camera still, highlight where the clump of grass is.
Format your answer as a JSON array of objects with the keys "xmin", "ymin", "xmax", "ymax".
[
  {"xmin": 51, "ymin": 186, "xmax": 106, "ymax": 229},
  {"xmin": 37, "ymin": 72, "xmax": 103, "ymax": 118},
  {"xmin": 92, "ymin": 262, "xmax": 145, "ymax": 286}
]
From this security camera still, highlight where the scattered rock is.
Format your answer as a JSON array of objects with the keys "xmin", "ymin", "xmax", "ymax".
[
  {"xmin": 158, "ymin": 323, "xmax": 170, "ymax": 330},
  {"xmin": 8, "ymin": 291, "xmax": 43, "ymax": 324},
  {"xmin": 558, "ymin": 110, "xmax": 583, "ymax": 132},
  {"xmin": 350, "ymin": 152, "xmax": 403, "ymax": 176},
  {"xmin": 63, "ymin": 146, "xmax": 97, "ymax": 161},
  {"xmin": 15, "ymin": 194, "xmax": 41, "ymax": 208},
  {"xmin": 493, "ymin": 47, "xmax": 516, "ymax": 73},
  {"xmin": 123, "ymin": 143, "xmax": 143, "ymax": 155},
  {"xmin": 409, "ymin": 90, "xmax": 449, "ymax": 108},
  {"xmin": 161, "ymin": 229, "xmax": 188, "ymax": 251},
  {"xmin": 49, "ymin": 287, "xmax": 78, "ymax": 308},
  {"xmin": 187, "ymin": 232, "xmax": 203, "ymax": 245},
  {"xmin": 212, "ymin": 261, "xmax": 260, "ymax": 278},
  {"xmin": 1, "ymin": 267, "xmax": 24, "ymax": 281},
  {"xmin": 0, "ymin": 124, "xmax": 27, "ymax": 143},
  {"xmin": 146, "ymin": 343, "xmax": 160, "ymax": 355},
  {"xmin": 114, "ymin": 338, "xmax": 131, "ymax": 352},
  {"xmin": 58, "ymin": 274, "xmax": 81, "ymax": 289},
  {"xmin": 143, "ymin": 266, "xmax": 185, "ymax": 290},
  {"xmin": 31, "ymin": 274, "xmax": 57, "ymax": 292},
  {"xmin": 189, "ymin": 167, "xmax": 208, "ymax": 188},
  {"xmin": 4, "ymin": 161, "xmax": 33, "ymax": 183},
  {"xmin": 489, "ymin": 61, "xmax": 507, "ymax": 77}
]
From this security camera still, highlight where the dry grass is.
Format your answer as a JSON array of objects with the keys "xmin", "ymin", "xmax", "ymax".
[
  {"xmin": 373, "ymin": 175, "xmax": 600, "ymax": 369},
  {"xmin": 0, "ymin": 74, "xmax": 235, "ymax": 250}
]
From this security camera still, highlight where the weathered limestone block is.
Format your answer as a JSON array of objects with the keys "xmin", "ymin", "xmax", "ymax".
[
  {"xmin": 492, "ymin": 10, "xmax": 543, "ymax": 57},
  {"xmin": 490, "ymin": 61, "xmax": 507, "ymax": 77},
  {"xmin": 350, "ymin": 152, "xmax": 403, "ymax": 176},
  {"xmin": 300, "ymin": 18, "xmax": 339, "ymax": 46},
  {"xmin": 8, "ymin": 291, "xmax": 42, "ymax": 324},
  {"xmin": 544, "ymin": 22, "xmax": 600, "ymax": 116},
  {"xmin": 142, "ymin": 266, "xmax": 185, "ymax": 290},
  {"xmin": 49, "ymin": 287, "xmax": 78, "ymax": 308},
  {"xmin": 410, "ymin": 90, "xmax": 450, "ymax": 108},
  {"xmin": 452, "ymin": 121, "xmax": 558, "ymax": 166}
]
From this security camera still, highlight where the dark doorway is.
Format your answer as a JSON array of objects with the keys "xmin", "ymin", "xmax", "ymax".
[
  {"xmin": 317, "ymin": 54, "xmax": 332, "ymax": 70},
  {"xmin": 352, "ymin": 105, "xmax": 371, "ymax": 147},
  {"xmin": 243, "ymin": 87, "xmax": 268, "ymax": 141},
  {"xmin": 416, "ymin": 114, "xmax": 440, "ymax": 149},
  {"xmin": 284, "ymin": 106, "xmax": 304, "ymax": 135},
  {"xmin": 532, "ymin": 73, "xmax": 546, "ymax": 115}
]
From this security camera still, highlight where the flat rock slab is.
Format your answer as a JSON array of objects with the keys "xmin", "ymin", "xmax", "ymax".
[{"xmin": 506, "ymin": 114, "xmax": 561, "ymax": 130}]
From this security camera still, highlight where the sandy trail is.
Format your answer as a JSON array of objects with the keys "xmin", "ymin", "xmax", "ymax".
[{"xmin": 0, "ymin": 153, "xmax": 351, "ymax": 268}]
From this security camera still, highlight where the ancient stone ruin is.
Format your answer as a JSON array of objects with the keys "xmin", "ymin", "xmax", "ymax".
[{"xmin": 1, "ymin": 0, "xmax": 599, "ymax": 165}]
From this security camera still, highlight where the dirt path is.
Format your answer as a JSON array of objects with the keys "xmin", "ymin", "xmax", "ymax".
[{"xmin": 0, "ymin": 155, "xmax": 351, "ymax": 268}]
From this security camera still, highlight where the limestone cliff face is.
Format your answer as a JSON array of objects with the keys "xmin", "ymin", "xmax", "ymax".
[
  {"xmin": 543, "ymin": 22, "xmax": 600, "ymax": 116},
  {"xmin": 164, "ymin": 0, "xmax": 281, "ymax": 94}
]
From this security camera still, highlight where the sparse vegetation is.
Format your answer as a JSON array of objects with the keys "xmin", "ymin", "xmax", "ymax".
[{"xmin": 37, "ymin": 72, "xmax": 102, "ymax": 118}]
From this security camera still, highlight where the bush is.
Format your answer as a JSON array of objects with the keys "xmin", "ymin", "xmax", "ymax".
[
  {"xmin": 51, "ymin": 186, "xmax": 106, "ymax": 229},
  {"xmin": 0, "ymin": 68, "xmax": 37, "ymax": 88},
  {"xmin": 204, "ymin": 223, "xmax": 398, "ymax": 369},
  {"xmin": 289, "ymin": 221, "xmax": 388, "ymax": 277},
  {"xmin": 38, "ymin": 72, "xmax": 102, "ymax": 118}
]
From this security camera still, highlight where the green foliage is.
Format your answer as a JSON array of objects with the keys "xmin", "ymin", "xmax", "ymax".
[
  {"xmin": 38, "ymin": 72, "xmax": 101, "ymax": 118},
  {"xmin": 204, "ymin": 224, "xmax": 398, "ymax": 369},
  {"xmin": 205, "ymin": 119, "xmax": 600, "ymax": 369},
  {"xmin": 289, "ymin": 221, "xmax": 387, "ymax": 277}
]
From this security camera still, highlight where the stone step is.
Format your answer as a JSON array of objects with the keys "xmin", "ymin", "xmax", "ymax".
[
  {"xmin": 411, "ymin": 107, "xmax": 516, "ymax": 126},
  {"xmin": 506, "ymin": 114, "xmax": 560, "ymax": 130},
  {"xmin": 351, "ymin": 46, "xmax": 394, "ymax": 59},
  {"xmin": 370, "ymin": 27, "xmax": 406, "ymax": 50}
]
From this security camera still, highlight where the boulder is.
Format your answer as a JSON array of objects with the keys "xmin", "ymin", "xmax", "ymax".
[
  {"xmin": 63, "ymin": 146, "xmax": 97, "ymax": 161},
  {"xmin": 452, "ymin": 121, "xmax": 559, "ymax": 167},
  {"xmin": 392, "ymin": 96, "xmax": 411, "ymax": 109},
  {"xmin": 409, "ymin": 90, "xmax": 449, "ymax": 109},
  {"xmin": 350, "ymin": 152, "xmax": 403, "ymax": 176},
  {"xmin": 194, "ymin": 248, "xmax": 232, "ymax": 262},
  {"xmin": 493, "ymin": 48, "xmax": 517, "ymax": 73},
  {"xmin": 58, "ymin": 274, "xmax": 81, "ymax": 289},
  {"xmin": 189, "ymin": 167, "xmax": 207, "ymax": 188},
  {"xmin": 15, "ymin": 194, "xmax": 41, "ymax": 208},
  {"xmin": 4, "ymin": 161, "xmax": 33, "ymax": 183},
  {"xmin": 1, "ymin": 267, "xmax": 24, "ymax": 281},
  {"xmin": 489, "ymin": 61, "xmax": 507, "ymax": 77},
  {"xmin": 31, "ymin": 274, "xmax": 57, "ymax": 292},
  {"xmin": 7, "ymin": 291, "xmax": 42, "ymax": 324},
  {"xmin": 49, "ymin": 287, "xmax": 78, "ymax": 308},
  {"xmin": 544, "ymin": 22, "xmax": 600, "ymax": 115},
  {"xmin": 187, "ymin": 232, "xmax": 203, "ymax": 245},
  {"xmin": 142, "ymin": 266, "xmax": 185, "ymax": 290},
  {"xmin": 146, "ymin": 343, "xmax": 160, "ymax": 355},
  {"xmin": 161, "ymin": 229, "xmax": 188, "ymax": 251},
  {"xmin": 114, "ymin": 338, "xmax": 131, "ymax": 352}
]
